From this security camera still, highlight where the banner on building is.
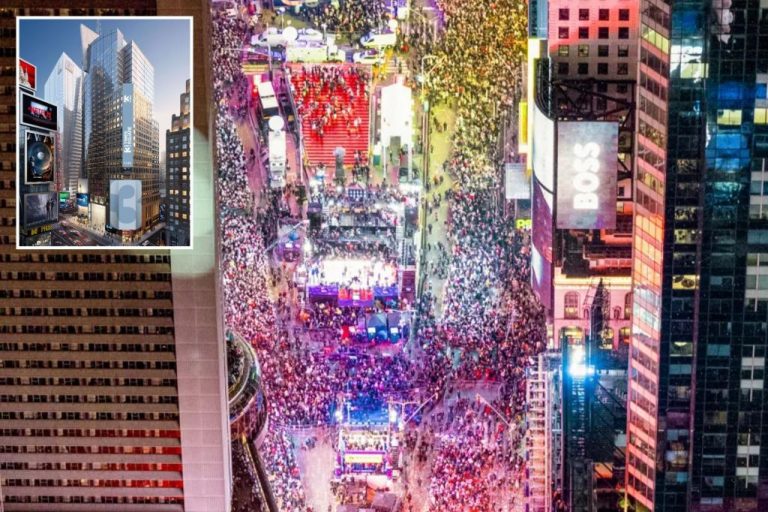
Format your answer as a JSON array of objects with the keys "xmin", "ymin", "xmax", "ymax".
[
  {"xmin": 122, "ymin": 83, "xmax": 134, "ymax": 168},
  {"xmin": 23, "ymin": 192, "xmax": 58, "ymax": 227},
  {"xmin": 109, "ymin": 180, "xmax": 142, "ymax": 231},
  {"xmin": 556, "ymin": 121, "xmax": 618, "ymax": 230}
]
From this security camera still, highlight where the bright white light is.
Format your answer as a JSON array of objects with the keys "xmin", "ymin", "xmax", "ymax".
[
  {"xmin": 303, "ymin": 240, "xmax": 312, "ymax": 253},
  {"xmin": 389, "ymin": 409, "xmax": 398, "ymax": 423},
  {"xmin": 335, "ymin": 409, "xmax": 343, "ymax": 422}
]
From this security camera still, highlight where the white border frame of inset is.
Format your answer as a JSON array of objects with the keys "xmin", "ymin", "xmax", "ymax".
[{"xmin": 16, "ymin": 15, "xmax": 195, "ymax": 250}]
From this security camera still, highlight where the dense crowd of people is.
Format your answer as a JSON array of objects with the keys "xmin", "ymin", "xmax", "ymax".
[
  {"xmin": 299, "ymin": 0, "xmax": 389, "ymax": 40},
  {"xmin": 214, "ymin": 0, "xmax": 542, "ymax": 509}
]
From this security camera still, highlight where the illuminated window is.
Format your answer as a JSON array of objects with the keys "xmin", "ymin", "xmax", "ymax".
[
  {"xmin": 618, "ymin": 45, "xmax": 629, "ymax": 57},
  {"xmin": 564, "ymin": 292, "xmax": 580, "ymax": 319},
  {"xmin": 578, "ymin": 44, "xmax": 589, "ymax": 57},
  {"xmin": 755, "ymin": 108, "xmax": 768, "ymax": 125},
  {"xmin": 717, "ymin": 109, "xmax": 743, "ymax": 125},
  {"xmin": 558, "ymin": 45, "xmax": 570, "ymax": 56}
]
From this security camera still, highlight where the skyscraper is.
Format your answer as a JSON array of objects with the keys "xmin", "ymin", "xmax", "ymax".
[
  {"xmin": 165, "ymin": 78, "xmax": 191, "ymax": 247},
  {"xmin": 626, "ymin": 1, "xmax": 768, "ymax": 511},
  {"xmin": 4, "ymin": 7, "xmax": 232, "ymax": 512},
  {"xmin": 81, "ymin": 24, "xmax": 161, "ymax": 239},
  {"xmin": 43, "ymin": 52, "xmax": 83, "ymax": 196},
  {"xmin": 523, "ymin": 1, "xmax": 640, "ymax": 509}
]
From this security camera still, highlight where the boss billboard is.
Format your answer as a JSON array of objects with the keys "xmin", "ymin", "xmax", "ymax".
[
  {"xmin": 20, "ymin": 92, "xmax": 58, "ymax": 132},
  {"xmin": 556, "ymin": 121, "xmax": 618, "ymax": 230}
]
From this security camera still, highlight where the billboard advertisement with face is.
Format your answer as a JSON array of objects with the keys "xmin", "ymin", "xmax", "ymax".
[
  {"xmin": 24, "ymin": 192, "xmax": 58, "ymax": 227},
  {"xmin": 556, "ymin": 121, "xmax": 618, "ymax": 230},
  {"xmin": 21, "ymin": 92, "xmax": 58, "ymax": 132},
  {"xmin": 24, "ymin": 129, "xmax": 55, "ymax": 184}
]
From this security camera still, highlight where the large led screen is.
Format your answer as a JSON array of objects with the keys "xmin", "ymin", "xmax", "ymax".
[
  {"xmin": 20, "ymin": 92, "xmax": 58, "ymax": 132},
  {"xmin": 24, "ymin": 129, "xmax": 55, "ymax": 184},
  {"xmin": 556, "ymin": 121, "xmax": 618, "ymax": 230},
  {"xmin": 531, "ymin": 180, "xmax": 553, "ymax": 310},
  {"xmin": 24, "ymin": 192, "xmax": 58, "ymax": 226},
  {"xmin": 109, "ymin": 180, "xmax": 142, "ymax": 231}
]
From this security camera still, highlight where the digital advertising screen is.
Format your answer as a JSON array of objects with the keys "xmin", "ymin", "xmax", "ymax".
[
  {"xmin": 556, "ymin": 121, "xmax": 618, "ymax": 230},
  {"xmin": 19, "ymin": 58, "xmax": 36, "ymax": 91},
  {"xmin": 76, "ymin": 193, "xmax": 89, "ymax": 208},
  {"xmin": 24, "ymin": 192, "xmax": 58, "ymax": 227},
  {"xmin": 531, "ymin": 180, "xmax": 553, "ymax": 310},
  {"xmin": 109, "ymin": 180, "xmax": 142, "ymax": 231},
  {"xmin": 20, "ymin": 92, "xmax": 58, "ymax": 132},
  {"xmin": 59, "ymin": 191, "xmax": 70, "ymax": 204},
  {"xmin": 24, "ymin": 129, "xmax": 55, "ymax": 184}
]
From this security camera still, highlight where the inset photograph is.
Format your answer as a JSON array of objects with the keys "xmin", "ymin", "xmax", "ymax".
[{"xmin": 17, "ymin": 16, "xmax": 193, "ymax": 248}]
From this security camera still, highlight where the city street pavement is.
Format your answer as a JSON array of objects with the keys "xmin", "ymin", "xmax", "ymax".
[
  {"xmin": 292, "ymin": 428, "xmax": 337, "ymax": 511},
  {"xmin": 420, "ymin": 103, "xmax": 456, "ymax": 315}
]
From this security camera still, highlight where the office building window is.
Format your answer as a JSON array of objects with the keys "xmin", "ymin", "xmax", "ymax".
[
  {"xmin": 619, "ymin": 8, "xmax": 630, "ymax": 20},
  {"xmin": 559, "ymin": 27, "xmax": 569, "ymax": 39},
  {"xmin": 579, "ymin": 8, "xmax": 589, "ymax": 20},
  {"xmin": 599, "ymin": 8, "xmax": 609, "ymax": 20},
  {"xmin": 619, "ymin": 27, "xmax": 630, "ymax": 39},
  {"xmin": 558, "ymin": 62, "xmax": 570, "ymax": 75},
  {"xmin": 565, "ymin": 292, "xmax": 580, "ymax": 319},
  {"xmin": 598, "ymin": 62, "xmax": 608, "ymax": 75},
  {"xmin": 578, "ymin": 44, "xmax": 589, "ymax": 57},
  {"xmin": 598, "ymin": 45, "xmax": 609, "ymax": 57},
  {"xmin": 617, "ymin": 63, "xmax": 629, "ymax": 75},
  {"xmin": 558, "ymin": 45, "xmax": 570, "ymax": 56},
  {"xmin": 579, "ymin": 27, "xmax": 589, "ymax": 39},
  {"xmin": 599, "ymin": 27, "xmax": 609, "ymax": 39},
  {"xmin": 578, "ymin": 62, "xmax": 589, "ymax": 75},
  {"xmin": 559, "ymin": 8, "xmax": 570, "ymax": 20},
  {"xmin": 618, "ymin": 45, "xmax": 630, "ymax": 57}
]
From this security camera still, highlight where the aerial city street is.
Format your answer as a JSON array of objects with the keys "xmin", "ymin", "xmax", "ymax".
[
  {"xmin": 215, "ymin": 0, "xmax": 538, "ymax": 510},
  {"xmin": 1, "ymin": 0, "xmax": 766, "ymax": 510}
]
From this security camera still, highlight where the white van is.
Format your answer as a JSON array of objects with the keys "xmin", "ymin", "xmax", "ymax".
[
  {"xmin": 252, "ymin": 27, "xmax": 288, "ymax": 47},
  {"xmin": 360, "ymin": 30, "xmax": 397, "ymax": 49}
]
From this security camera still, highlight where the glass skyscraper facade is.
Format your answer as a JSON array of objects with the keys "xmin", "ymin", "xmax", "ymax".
[
  {"xmin": 81, "ymin": 25, "xmax": 160, "ymax": 236},
  {"xmin": 627, "ymin": 0, "xmax": 768, "ymax": 510},
  {"xmin": 43, "ymin": 52, "xmax": 83, "ymax": 195}
]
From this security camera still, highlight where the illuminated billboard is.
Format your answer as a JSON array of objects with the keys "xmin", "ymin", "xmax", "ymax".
[
  {"xmin": 121, "ymin": 84, "xmax": 134, "ymax": 168},
  {"xmin": 24, "ymin": 192, "xmax": 58, "ymax": 227},
  {"xmin": 505, "ymin": 162, "xmax": 529, "ymax": 200},
  {"xmin": 109, "ymin": 180, "xmax": 142, "ymax": 231},
  {"xmin": 556, "ymin": 121, "xmax": 618, "ymax": 230},
  {"xmin": 531, "ymin": 180, "xmax": 553, "ymax": 309},
  {"xmin": 76, "ymin": 193, "xmax": 89, "ymax": 208},
  {"xmin": 19, "ymin": 58, "xmax": 36, "ymax": 91},
  {"xmin": 24, "ymin": 129, "xmax": 55, "ymax": 184},
  {"xmin": 20, "ymin": 92, "xmax": 58, "ymax": 132}
]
